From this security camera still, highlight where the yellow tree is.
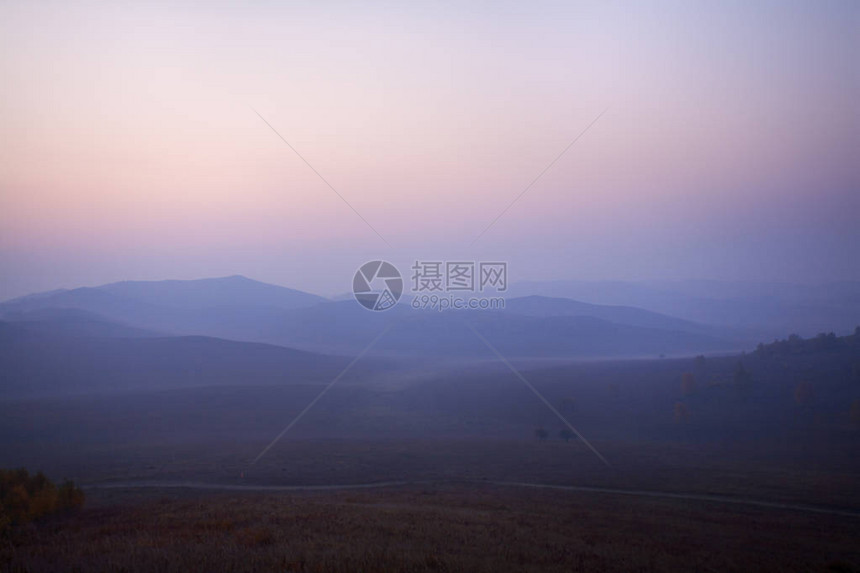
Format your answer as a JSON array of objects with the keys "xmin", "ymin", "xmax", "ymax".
[
  {"xmin": 681, "ymin": 372, "xmax": 696, "ymax": 396},
  {"xmin": 674, "ymin": 402, "xmax": 690, "ymax": 423}
]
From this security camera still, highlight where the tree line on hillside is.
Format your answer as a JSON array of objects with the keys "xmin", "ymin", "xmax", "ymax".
[{"xmin": 755, "ymin": 328, "xmax": 860, "ymax": 358}]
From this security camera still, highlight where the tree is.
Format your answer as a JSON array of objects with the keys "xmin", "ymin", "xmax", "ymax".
[
  {"xmin": 0, "ymin": 468, "xmax": 84, "ymax": 533},
  {"xmin": 733, "ymin": 361, "xmax": 752, "ymax": 395},
  {"xmin": 56, "ymin": 480, "xmax": 85, "ymax": 511},
  {"xmin": 535, "ymin": 427, "xmax": 548, "ymax": 441},
  {"xmin": 794, "ymin": 381, "xmax": 814, "ymax": 407},
  {"xmin": 681, "ymin": 372, "xmax": 696, "ymax": 396},
  {"xmin": 559, "ymin": 428, "xmax": 574, "ymax": 442},
  {"xmin": 674, "ymin": 402, "xmax": 690, "ymax": 423}
]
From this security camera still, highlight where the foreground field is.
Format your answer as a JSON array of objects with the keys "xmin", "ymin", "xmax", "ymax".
[
  {"xmin": 2, "ymin": 436, "xmax": 859, "ymax": 572},
  {"xmin": 3, "ymin": 483, "xmax": 859, "ymax": 573},
  {"xmin": 1, "ymin": 344, "xmax": 858, "ymax": 571}
]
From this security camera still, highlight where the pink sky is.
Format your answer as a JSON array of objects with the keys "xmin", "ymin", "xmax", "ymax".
[{"xmin": 1, "ymin": 1, "xmax": 857, "ymax": 298}]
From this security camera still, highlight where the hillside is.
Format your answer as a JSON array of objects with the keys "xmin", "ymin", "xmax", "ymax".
[
  {"xmin": 0, "ymin": 321, "xmax": 365, "ymax": 397},
  {"xmin": 0, "ymin": 278, "xmax": 746, "ymax": 359},
  {"xmin": 0, "ymin": 276, "xmax": 328, "ymax": 342},
  {"xmin": 508, "ymin": 280, "xmax": 860, "ymax": 337}
]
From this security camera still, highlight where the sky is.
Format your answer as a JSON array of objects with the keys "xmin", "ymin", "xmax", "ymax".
[{"xmin": 0, "ymin": 0, "xmax": 858, "ymax": 299}]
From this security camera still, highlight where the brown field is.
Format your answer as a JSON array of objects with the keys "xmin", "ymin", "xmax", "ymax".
[
  {"xmin": 2, "ymin": 347, "xmax": 859, "ymax": 571},
  {"xmin": 3, "ymin": 481, "xmax": 859, "ymax": 573},
  {"xmin": 2, "ymin": 436, "xmax": 860, "ymax": 573}
]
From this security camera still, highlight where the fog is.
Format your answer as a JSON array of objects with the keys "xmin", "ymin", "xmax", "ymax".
[{"xmin": 1, "ymin": 1, "xmax": 858, "ymax": 571}]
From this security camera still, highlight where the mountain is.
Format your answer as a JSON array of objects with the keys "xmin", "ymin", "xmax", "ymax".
[
  {"xmin": 95, "ymin": 275, "xmax": 325, "ymax": 310},
  {"xmin": 0, "ymin": 321, "xmax": 362, "ymax": 398},
  {"xmin": 0, "ymin": 276, "xmax": 328, "ymax": 341},
  {"xmin": 0, "ymin": 275, "xmax": 325, "ymax": 312},
  {"xmin": 0, "ymin": 277, "xmax": 747, "ymax": 360},
  {"xmin": 507, "ymin": 280, "xmax": 860, "ymax": 337},
  {"xmin": 0, "ymin": 308, "xmax": 160, "ymax": 339},
  {"xmin": 257, "ymin": 300, "xmax": 741, "ymax": 359},
  {"xmin": 503, "ymin": 295, "xmax": 712, "ymax": 333}
]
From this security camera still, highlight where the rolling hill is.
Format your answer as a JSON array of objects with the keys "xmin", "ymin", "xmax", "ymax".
[
  {"xmin": 0, "ymin": 276, "xmax": 328, "ymax": 341},
  {"xmin": 0, "ymin": 278, "xmax": 748, "ymax": 360},
  {"xmin": 258, "ymin": 299, "xmax": 742, "ymax": 358},
  {"xmin": 0, "ymin": 320, "xmax": 365, "ymax": 397},
  {"xmin": 507, "ymin": 280, "xmax": 860, "ymax": 337}
]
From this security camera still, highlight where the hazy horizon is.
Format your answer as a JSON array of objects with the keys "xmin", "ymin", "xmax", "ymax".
[
  {"xmin": 5, "ymin": 271, "xmax": 860, "ymax": 305},
  {"xmin": 1, "ymin": 0, "xmax": 858, "ymax": 301}
]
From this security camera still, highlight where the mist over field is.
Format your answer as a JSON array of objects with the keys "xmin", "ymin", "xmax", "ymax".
[{"xmin": 1, "ymin": 1, "xmax": 858, "ymax": 571}]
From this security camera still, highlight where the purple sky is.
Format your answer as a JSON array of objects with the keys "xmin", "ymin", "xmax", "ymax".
[{"xmin": 1, "ymin": 1, "xmax": 858, "ymax": 299}]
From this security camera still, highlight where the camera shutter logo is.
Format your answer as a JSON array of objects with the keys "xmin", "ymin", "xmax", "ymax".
[{"xmin": 353, "ymin": 261, "xmax": 403, "ymax": 311}]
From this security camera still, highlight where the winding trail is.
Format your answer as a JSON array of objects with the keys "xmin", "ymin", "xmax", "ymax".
[
  {"xmin": 89, "ymin": 480, "xmax": 414, "ymax": 492},
  {"xmin": 488, "ymin": 481, "xmax": 860, "ymax": 518},
  {"xmin": 86, "ymin": 479, "xmax": 860, "ymax": 518}
]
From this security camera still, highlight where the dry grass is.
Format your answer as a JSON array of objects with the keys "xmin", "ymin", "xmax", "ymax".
[{"xmin": 2, "ymin": 484, "xmax": 859, "ymax": 572}]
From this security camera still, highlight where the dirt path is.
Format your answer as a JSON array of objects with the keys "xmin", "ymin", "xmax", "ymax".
[
  {"xmin": 86, "ymin": 479, "xmax": 860, "ymax": 518},
  {"xmin": 89, "ymin": 480, "xmax": 414, "ymax": 492},
  {"xmin": 488, "ymin": 481, "xmax": 860, "ymax": 518}
]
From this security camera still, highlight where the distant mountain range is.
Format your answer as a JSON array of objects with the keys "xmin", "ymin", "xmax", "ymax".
[
  {"xmin": 0, "ymin": 276, "xmax": 326, "ymax": 342},
  {"xmin": 0, "ymin": 276, "xmax": 746, "ymax": 362},
  {"xmin": 4, "ymin": 274, "xmax": 857, "ymax": 397},
  {"xmin": 507, "ymin": 279, "xmax": 860, "ymax": 337},
  {"xmin": 503, "ymin": 295, "xmax": 710, "ymax": 333},
  {"xmin": 255, "ymin": 298, "xmax": 741, "ymax": 358}
]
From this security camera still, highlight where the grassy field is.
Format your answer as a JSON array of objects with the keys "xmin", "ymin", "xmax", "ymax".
[
  {"xmin": 2, "ymin": 482, "xmax": 859, "ymax": 572},
  {"xmin": 2, "ymin": 346, "xmax": 859, "ymax": 571},
  {"xmin": 1, "ymin": 435, "xmax": 859, "ymax": 572}
]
